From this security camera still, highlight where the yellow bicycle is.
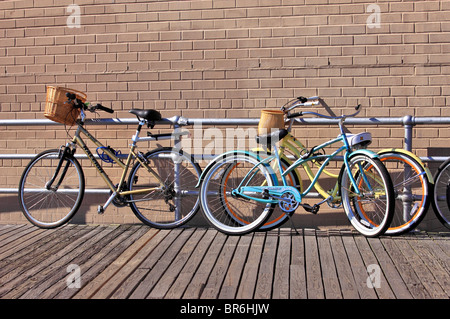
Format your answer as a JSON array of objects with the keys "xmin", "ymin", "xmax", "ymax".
[{"xmin": 18, "ymin": 92, "xmax": 201, "ymax": 229}]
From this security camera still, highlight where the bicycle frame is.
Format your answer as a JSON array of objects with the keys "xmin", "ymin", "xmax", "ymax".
[
  {"xmin": 236, "ymin": 132, "xmax": 366, "ymax": 205},
  {"xmin": 57, "ymin": 111, "xmax": 188, "ymax": 212}
]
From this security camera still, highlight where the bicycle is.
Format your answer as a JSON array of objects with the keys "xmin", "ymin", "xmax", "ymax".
[
  {"xmin": 197, "ymin": 100, "xmax": 395, "ymax": 237},
  {"xmin": 18, "ymin": 91, "xmax": 201, "ymax": 229},
  {"xmin": 253, "ymin": 97, "xmax": 432, "ymax": 236},
  {"xmin": 431, "ymin": 157, "xmax": 450, "ymax": 229}
]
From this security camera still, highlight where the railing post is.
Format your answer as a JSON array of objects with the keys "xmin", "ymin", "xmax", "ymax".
[
  {"xmin": 403, "ymin": 115, "xmax": 414, "ymax": 152},
  {"xmin": 402, "ymin": 115, "xmax": 415, "ymax": 224}
]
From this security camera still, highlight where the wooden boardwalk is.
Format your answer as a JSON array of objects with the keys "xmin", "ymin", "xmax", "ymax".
[{"xmin": 0, "ymin": 223, "xmax": 449, "ymax": 300}]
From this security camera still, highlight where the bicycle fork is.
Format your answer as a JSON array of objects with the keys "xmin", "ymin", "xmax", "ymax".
[{"xmin": 45, "ymin": 145, "xmax": 75, "ymax": 192}]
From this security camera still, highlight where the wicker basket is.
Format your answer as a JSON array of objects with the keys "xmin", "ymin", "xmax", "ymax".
[
  {"xmin": 257, "ymin": 109, "xmax": 285, "ymax": 135},
  {"xmin": 44, "ymin": 86, "xmax": 86, "ymax": 125}
]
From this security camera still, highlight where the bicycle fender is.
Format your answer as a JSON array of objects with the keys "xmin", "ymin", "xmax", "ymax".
[
  {"xmin": 378, "ymin": 148, "xmax": 434, "ymax": 184},
  {"xmin": 195, "ymin": 150, "xmax": 275, "ymax": 188},
  {"xmin": 348, "ymin": 149, "xmax": 380, "ymax": 159}
]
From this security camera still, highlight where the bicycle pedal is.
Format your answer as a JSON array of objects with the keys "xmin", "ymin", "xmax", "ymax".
[
  {"xmin": 97, "ymin": 205, "xmax": 104, "ymax": 214},
  {"xmin": 301, "ymin": 203, "xmax": 319, "ymax": 214}
]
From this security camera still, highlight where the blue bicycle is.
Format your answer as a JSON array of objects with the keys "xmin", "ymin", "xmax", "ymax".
[{"xmin": 197, "ymin": 101, "xmax": 395, "ymax": 237}]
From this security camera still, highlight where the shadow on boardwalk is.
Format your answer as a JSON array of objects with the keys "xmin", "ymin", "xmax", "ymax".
[{"xmin": 0, "ymin": 223, "xmax": 449, "ymax": 300}]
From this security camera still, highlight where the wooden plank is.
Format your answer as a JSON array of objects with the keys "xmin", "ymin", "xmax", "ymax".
[
  {"xmin": 0, "ymin": 225, "xmax": 90, "ymax": 293},
  {"xmin": 253, "ymin": 230, "xmax": 278, "ymax": 299},
  {"xmin": 290, "ymin": 229, "xmax": 306, "ymax": 299},
  {"xmin": 408, "ymin": 233, "xmax": 450, "ymax": 298},
  {"xmin": 0, "ymin": 224, "xmax": 35, "ymax": 251},
  {"xmin": 219, "ymin": 233, "xmax": 253, "ymax": 299},
  {"xmin": 0, "ymin": 227, "xmax": 48, "ymax": 261},
  {"xmin": 316, "ymin": 230, "xmax": 342, "ymax": 299},
  {"xmin": 49, "ymin": 225, "xmax": 150, "ymax": 299},
  {"xmin": 200, "ymin": 235, "xmax": 240, "ymax": 299},
  {"xmin": 182, "ymin": 232, "xmax": 227, "ymax": 299},
  {"xmin": 0, "ymin": 224, "xmax": 26, "ymax": 241},
  {"xmin": 272, "ymin": 229, "xmax": 290, "ymax": 299},
  {"xmin": 10, "ymin": 225, "xmax": 119, "ymax": 299},
  {"xmin": 129, "ymin": 228, "xmax": 195, "ymax": 299},
  {"xmin": 0, "ymin": 225, "xmax": 82, "ymax": 278},
  {"xmin": 110, "ymin": 229, "xmax": 187, "ymax": 299},
  {"xmin": 0, "ymin": 224, "xmax": 22, "ymax": 238},
  {"xmin": 0, "ymin": 225, "xmax": 102, "ymax": 298},
  {"xmin": 148, "ymin": 228, "xmax": 206, "ymax": 299},
  {"xmin": 341, "ymin": 232, "xmax": 377, "ymax": 299},
  {"xmin": 165, "ymin": 229, "xmax": 218, "ymax": 299},
  {"xmin": 433, "ymin": 233, "xmax": 450, "ymax": 258},
  {"xmin": 19, "ymin": 225, "xmax": 129, "ymax": 299},
  {"xmin": 73, "ymin": 227, "xmax": 162, "ymax": 299},
  {"xmin": 353, "ymin": 235, "xmax": 395, "ymax": 299},
  {"xmin": 328, "ymin": 231, "xmax": 359, "ymax": 299},
  {"xmin": 367, "ymin": 237, "xmax": 412, "ymax": 299},
  {"xmin": 423, "ymin": 234, "xmax": 450, "ymax": 275},
  {"xmin": 380, "ymin": 236, "xmax": 430, "ymax": 299},
  {"xmin": 304, "ymin": 229, "xmax": 324, "ymax": 299},
  {"xmin": 235, "ymin": 232, "xmax": 265, "ymax": 299}
]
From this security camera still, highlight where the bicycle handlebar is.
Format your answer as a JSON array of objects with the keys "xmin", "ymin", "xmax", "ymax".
[
  {"xmin": 66, "ymin": 93, "xmax": 114, "ymax": 114},
  {"xmin": 283, "ymin": 96, "xmax": 361, "ymax": 120}
]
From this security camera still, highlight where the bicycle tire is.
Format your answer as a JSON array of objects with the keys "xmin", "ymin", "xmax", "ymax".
[
  {"xmin": 340, "ymin": 154, "xmax": 394, "ymax": 237},
  {"xmin": 219, "ymin": 157, "xmax": 300, "ymax": 231},
  {"xmin": 378, "ymin": 151, "xmax": 431, "ymax": 235},
  {"xmin": 127, "ymin": 147, "xmax": 201, "ymax": 229},
  {"xmin": 18, "ymin": 149, "xmax": 85, "ymax": 229},
  {"xmin": 199, "ymin": 152, "xmax": 275, "ymax": 235},
  {"xmin": 432, "ymin": 158, "xmax": 450, "ymax": 229}
]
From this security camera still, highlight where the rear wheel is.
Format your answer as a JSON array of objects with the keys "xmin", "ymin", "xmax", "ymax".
[{"xmin": 128, "ymin": 147, "xmax": 201, "ymax": 229}]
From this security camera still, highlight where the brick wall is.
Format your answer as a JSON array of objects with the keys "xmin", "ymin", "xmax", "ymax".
[{"xmin": 0, "ymin": 0, "xmax": 449, "ymax": 229}]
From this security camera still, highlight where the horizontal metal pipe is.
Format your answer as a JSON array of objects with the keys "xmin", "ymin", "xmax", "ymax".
[{"xmin": 2, "ymin": 116, "xmax": 450, "ymax": 127}]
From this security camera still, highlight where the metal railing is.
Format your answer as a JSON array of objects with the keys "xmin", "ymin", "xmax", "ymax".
[{"xmin": 1, "ymin": 115, "xmax": 449, "ymax": 195}]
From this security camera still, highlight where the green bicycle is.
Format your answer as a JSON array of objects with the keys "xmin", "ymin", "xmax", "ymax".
[{"xmin": 197, "ymin": 100, "xmax": 395, "ymax": 237}]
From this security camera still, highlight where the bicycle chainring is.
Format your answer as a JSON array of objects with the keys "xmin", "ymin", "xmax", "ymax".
[{"xmin": 278, "ymin": 191, "xmax": 300, "ymax": 213}]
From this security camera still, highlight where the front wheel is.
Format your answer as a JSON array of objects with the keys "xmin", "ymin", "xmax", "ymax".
[
  {"xmin": 378, "ymin": 151, "xmax": 431, "ymax": 235},
  {"xmin": 432, "ymin": 158, "xmax": 450, "ymax": 230},
  {"xmin": 18, "ymin": 149, "xmax": 85, "ymax": 228},
  {"xmin": 340, "ymin": 154, "xmax": 394, "ymax": 237},
  {"xmin": 127, "ymin": 147, "xmax": 201, "ymax": 229}
]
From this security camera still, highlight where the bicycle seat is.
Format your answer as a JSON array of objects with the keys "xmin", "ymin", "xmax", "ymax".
[
  {"xmin": 255, "ymin": 129, "xmax": 289, "ymax": 146},
  {"xmin": 129, "ymin": 109, "xmax": 162, "ymax": 122},
  {"xmin": 346, "ymin": 132, "xmax": 372, "ymax": 149}
]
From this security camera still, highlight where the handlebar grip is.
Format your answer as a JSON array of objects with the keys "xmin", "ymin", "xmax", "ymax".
[
  {"xmin": 287, "ymin": 111, "xmax": 303, "ymax": 119},
  {"xmin": 96, "ymin": 104, "xmax": 114, "ymax": 114}
]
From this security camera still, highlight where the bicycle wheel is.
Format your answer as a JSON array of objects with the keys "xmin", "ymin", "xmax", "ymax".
[
  {"xmin": 219, "ymin": 157, "xmax": 300, "ymax": 231},
  {"xmin": 378, "ymin": 151, "xmax": 431, "ymax": 235},
  {"xmin": 127, "ymin": 147, "xmax": 201, "ymax": 229},
  {"xmin": 340, "ymin": 154, "xmax": 394, "ymax": 237},
  {"xmin": 432, "ymin": 158, "xmax": 450, "ymax": 229},
  {"xmin": 200, "ymin": 152, "xmax": 275, "ymax": 235},
  {"xmin": 18, "ymin": 149, "xmax": 85, "ymax": 228}
]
